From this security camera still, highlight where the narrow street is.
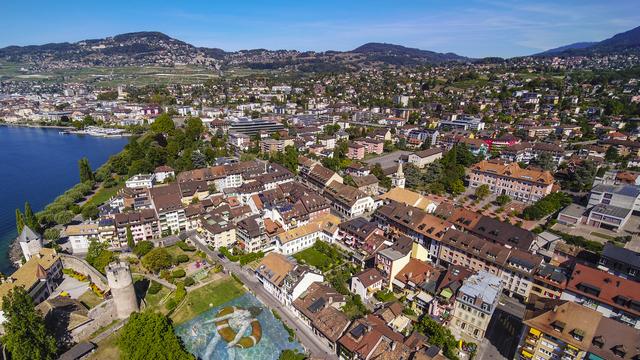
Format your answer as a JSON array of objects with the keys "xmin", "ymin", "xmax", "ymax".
[{"xmin": 190, "ymin": 235, "xmax": 338, "ymax": 360}]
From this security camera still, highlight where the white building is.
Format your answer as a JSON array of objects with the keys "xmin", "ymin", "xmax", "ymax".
[
  {"xmin": 125, "ymin": 174, "xmax": 156, "ymax": 189},
  {"xmin": 154, "ymin": 166, "xmax": 175, "ymax": 183},
  {"xmin": 350, "ymin": 268, "xmax": 384, "ymax": 301},
  {"xmin": 64, "ymin": 223, "xmax": 99, "ymax": 254},
  {"xmin": 255, "ymin": 253, "xmax": 323, "ymax": 307},
  {"xmin": 17, "ymin": 226, "xmax": 43, "ymax": 261},
  {"xmin": 273, "ymin": 214, "xmax": 340, "ymax": 255}
]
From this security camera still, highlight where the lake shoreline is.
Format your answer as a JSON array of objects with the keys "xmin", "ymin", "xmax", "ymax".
[{"xmin": 0, "ymin": 126, "xmax": 129, "ymax": 274}]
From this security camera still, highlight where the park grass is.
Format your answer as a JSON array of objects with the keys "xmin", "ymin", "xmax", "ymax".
[
  {"xmin": 293, "ymin": 247, "xmax": 332, "ymax": 270},
  {"xmin": 82, "ymin": 181, "xmax": 124, "ymax": 209},
  {"xmin": 170, "ymin": 277, "xmax": 245, "ymax": 325},
  {"xmin": 89, "ymin": 332, "xmax": 120, "ymax": 360},
  {"xmin": 145, "ymin": 286, "xmax": 172, "ymax": 311},
  {"xmin": 78, "ymin": 289, "xmax": 104, "ymax": 309},
  {"xmin": 590, "ymin": 232, "xmax": 615, "ymax": 241}
]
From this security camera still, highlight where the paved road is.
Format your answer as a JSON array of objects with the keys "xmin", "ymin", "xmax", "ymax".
[
  {"xmin": 190, "ymin": 235, "xmax": 338, "ymax": 359},
  {"xmin": 479, "ymin": 295, "xmax": 525, "ymax": 360}
]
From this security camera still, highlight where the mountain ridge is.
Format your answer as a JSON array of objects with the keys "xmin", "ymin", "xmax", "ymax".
[
  {"xmin": 0, "ymin": 31, "xmax": 468, "ymax": 71},
  {"xmin": 536, "ymin": 25, "xmax": 640, "ymax": 56}
]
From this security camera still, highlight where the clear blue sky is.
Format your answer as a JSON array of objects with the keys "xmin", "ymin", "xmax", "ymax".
[{"xmin": 1, "ymin": 0, "xmax": 639, "ymax": 58}]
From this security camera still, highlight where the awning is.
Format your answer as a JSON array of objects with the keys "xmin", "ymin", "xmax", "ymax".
[
  {"xmin": 529, "ymin": 328, "xmax": 541, "ymax": 337},
  {"xmin": 521, "ymin": 350, "xmax": 533, "ymax": 358}
]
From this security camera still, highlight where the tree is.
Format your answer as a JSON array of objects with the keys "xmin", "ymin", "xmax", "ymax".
[
  {"xmin": 126, "ymin": 226, "xmax": 135, "ymax": 249},
  {"xmin": 81, "ymin": 204, "xmax": 99, "ymax": 220},
  {"xmin": 117, "ymin": 311, "xmax": 193, "ymax": 360},
  {"xmin": 86, "ymin": 239, "xmax": 115, "ymax": 274},
  {"xmin": 531, "ymin": 152, "xmax": 555, "ymax": 171},
  {"xmin": 134, "ymin": 241, "xmax": 154, "ymax": 257},
  {"xmin": 495, "ymin": 194, "xmax": 511, "ymax": 206},
  {"xmin": 142, "ymin": 248, "xmax": 173, "ymax": 273},
  {"xmin": 474, "ymin": 184, "xmax": 490, "ymax": 200},
  {"xmin": 78, "ymin": 157, "xmax": 94, "ymax": 183},
  {"xmin": 43, "ymin": 228, "xmax": 61, "ymax": 241},
  {"xmin": 450, "ymin": 179, "xmax": 466, "ymax": 195},
  {"xmin": 1, "ymin": 287, "xmax": 58, "ymax": 360},
  {"xmin": 279, "ymin": 349, "xmax": 307, "ymax": 360},
  {"xmin": 605, "ymin": 146, "xmax": 620, "ymax": 162},
  {"xmin": 53, "ymin": 210, "xmax": 74, "ymax": 225},
  {"xmin": 15, "ymin": 209, "xmax": 25, "ymax": 235},
  {"xmin": 184, "ymin": 117, "xmax": 204, "ymax": 141},
  {"xmin": 150, "ymin": 113, "xmax": 176, "ymax": 134},
  {"xmin": 24, "ymin": 202, "xmax": 39, "ymax": 232}
]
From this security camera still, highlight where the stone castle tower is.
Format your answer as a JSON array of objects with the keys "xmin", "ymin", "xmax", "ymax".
[{"xmin": 106, "ymin": 261, "xmax": 139, "ymax": 319}]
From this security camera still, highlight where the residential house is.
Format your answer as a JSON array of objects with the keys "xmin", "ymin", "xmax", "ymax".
[
  {"xmin": 293, "ymin": 282, "xmax": 350, "ymax": 352},
  {"xmin": 351, "ymin": 268, "xmax": 384, "ymax": 301}
]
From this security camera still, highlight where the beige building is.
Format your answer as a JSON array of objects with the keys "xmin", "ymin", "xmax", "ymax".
[
  {"xmin": 449, "ymin": 271, "xmax": 502, "ymax": 342},
  {"xmin": 468, "ymin": 160, "xmax": 555, "ymax": 203}
]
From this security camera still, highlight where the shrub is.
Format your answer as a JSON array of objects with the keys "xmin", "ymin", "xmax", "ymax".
[
  {"xmin": 183, "ymin": 277, "xmax": 195, "ymax": 287},
  {"xmin": 43, "ymin": 228, "xmax": 61, "ymax": 241},
  {"xmin": 134, "ymin": 241, "xmax": 154, "ymax": 257},
  {"xmin": 172, "ymin": 269, "xmax": 186, "ymax": 278},
  {"xmin": 522, "ymin": 192, "xmax": 572, "ymax": 220},
  {"xmin": 176, "ymin": 241, "xmax": 196, "ymax": 252},
  {"xmin": 148, "ymin": 281, "xmax": 162, "ymax": 295},
  {"xmin": 176, "ymin": 254, "xmax": 189, "ymax": 263}
]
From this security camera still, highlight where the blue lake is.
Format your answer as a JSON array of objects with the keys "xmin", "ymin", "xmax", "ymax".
[
  {"xmin": 0, "ymin": 125, "xmax": 128, "ymax": 273},
  {"xmin": 175, "ymin": 293, "xmax": 304, "ymax": 360}
]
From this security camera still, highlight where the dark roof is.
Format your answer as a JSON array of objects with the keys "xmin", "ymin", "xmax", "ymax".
[
  {"xmin": 471, "ymin": 217, "xmax": 535, "ymax": 250},
  {"xmin": 590, "ymin": 204, "xmax": 631, "ymax": 219},
  {"xmin": 59, "ymin": 342, "xmax": 96, "ymax": 360},
  {"xmin": 602, "ymin": 243, "xmax": 640, "ymax": 267}
]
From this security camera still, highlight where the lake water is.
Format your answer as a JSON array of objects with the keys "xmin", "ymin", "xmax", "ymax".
[{"xmin": 0, "ymin": 125, "xmax": 128, "ymax": 274}]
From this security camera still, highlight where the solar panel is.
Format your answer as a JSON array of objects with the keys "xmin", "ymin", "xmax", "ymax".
[{"xmin": 350, "ymin": 323, "xmax": 366, "ymax": 338}]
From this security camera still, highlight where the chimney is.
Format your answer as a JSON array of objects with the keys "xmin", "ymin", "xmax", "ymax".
[{"xmin": 391, "ymin": 341, "xmax": 397, "ymax": 351}]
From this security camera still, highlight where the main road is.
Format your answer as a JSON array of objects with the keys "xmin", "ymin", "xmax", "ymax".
[{"xmin": 190, "ymin": 235, "xmax": 338, "ymax": 360}]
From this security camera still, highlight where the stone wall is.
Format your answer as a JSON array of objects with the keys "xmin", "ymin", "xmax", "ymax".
[
  {"xmin": 71, "ymin": 299, "xmax": 117, "ymax": 342},
  {"xmin": 60, "ymin": 254, "xmax": 110, "ymax": 291}
]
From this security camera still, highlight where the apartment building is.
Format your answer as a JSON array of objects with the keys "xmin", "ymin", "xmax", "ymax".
[
  {"xmin": 323, "ymin": 181, "xmax": 375, "ymax": 218},
  {"xmin": 468, "ymin": 160, "xmax": 555, "ymax": 203},
  {"xmin": 449, "ymin": 271, "xmax": 502, "ymax": 342},
  {"xmin": 561, "ymin": 263, "xmax": 640, "ymax": 329},
  {"xmin": 518, "ymin": 299, "xmax": 640, "ymax": 360},
  {"xmin": 273, "ymin": 214, "xmax": 340, "ymax": 255}
]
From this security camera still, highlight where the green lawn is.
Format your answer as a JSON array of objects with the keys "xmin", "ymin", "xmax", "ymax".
[
  {"xmin": 293, "ymin": 247, "xmax": 332, "ymax": 270},
  {"xmin": 78, "ymin": 289, "xmax": 104, "ymax": 309},
  {"xmin": 145, "ymin": 286, "xmax": 171, "ymax": 312},
  {"xmin": 170, "ymin": 277, "xmax": 245, "ymax": 325},
  {"xmin": 89, "ymin": 332, "xmax": 120, "ymax": 360},
  {"xmin": 82, "ymin": 182, "xmax": 124, "ymax": 209}
]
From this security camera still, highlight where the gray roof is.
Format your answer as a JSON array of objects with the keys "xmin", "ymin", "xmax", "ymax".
[
  {"xmin": 18, "ymin": 225, "xmax": 40, "ymax": 243},
  {"xmin": 591, "ymin": 203, "xmax": 631, "ymax": 219},
  {"xmin": 459, "ymin": 271, "xmax": 502, "ymax": 305},
  {"xmin": 559, "ymin": 203, "xmax": 586, "ymax": 218},
  {"xmin": 602, "ymin": 243, "xmax": 640, "ymax": 266},
  {"xmin": 378, "ymin": 247, "xmax": 406, "ymax": 261},
  {"xmin": 592, "ymin": 184, "xmax": 640, "ymax": 198}
]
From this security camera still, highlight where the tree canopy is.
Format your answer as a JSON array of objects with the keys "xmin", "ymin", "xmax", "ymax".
[
  {"xmin": 117, "ymin": 311, "xmax": 193, "ymax": 360},
  {"xmin": 1, "ymin": 287, "xmax": 58, "ymax": 360}
]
